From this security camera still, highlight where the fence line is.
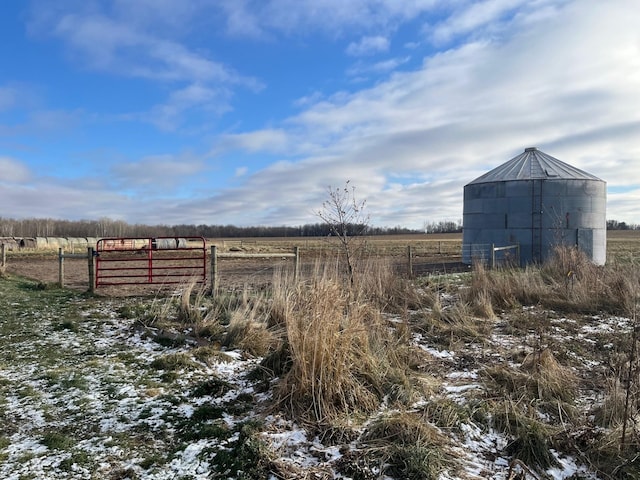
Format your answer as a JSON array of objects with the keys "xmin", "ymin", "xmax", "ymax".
[
  {"xmin": 58, "ymin": 247, "xmax": 95, "ymax": 292},
  {"xmin": 210, "ymin": 245, "xmax": 299, "ymax": 294}
]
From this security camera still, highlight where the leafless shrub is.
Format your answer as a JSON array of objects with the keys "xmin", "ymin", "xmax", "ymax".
[{"xmin": 316, "ymin": 180, "xmax": 369, "ymax": 286}]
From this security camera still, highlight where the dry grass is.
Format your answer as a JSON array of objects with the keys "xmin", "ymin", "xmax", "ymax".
[
  {"xmin": 223, "ymin": 296, "xmax": 275, "ymax": 357},
  {"xmin": 272, "ymin": 276, "xmax": 383, "ymax": 421},
  {"xmin": 419, "ymin": 294, "xmax": 493, "ymax": 349},
  {"xmin": 520, "ymin": 348, "xmax": 578, "ymax": 404},
  {"xmin": 482, "ymin": 347, "xmax": 578, "ymax": 429},
  {"xmin": 268, "ymin": 262, "xmax": 424, "ymax": 424},
  {"xmin": 355, "ymin": 257, "xmax": 425, "ymax": 312},
  {"xmin": 578, "ymin": 422, "xmax": 640, "ymax": 479},
  {"xmin": 467, "ymin": 246, "xmax": 640, "ymax": 316},
  {"xmin": 593, "ymin": 377, "xmax": 628, "ymax": 428},
  {"xmin": 361, "ymin": 411, "xmax": 451, "ymax": 480}
]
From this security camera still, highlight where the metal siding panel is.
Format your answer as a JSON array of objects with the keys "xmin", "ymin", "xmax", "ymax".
[
  {"xmin": 505, "ymin": 180, "xmax": 532, "ymax": 197},
  {"xmin": 544, "ymin": 181, "xmax": 568, "ymax": 196},
  {"xmin": 507, "ymin": 196, "xmax": 533, "ymax": 214},
  {"xmin": 464, "ymin": 198, "xmax": 485, "ymax": 214},
  {"xmin": 508, "ymin": 213, "xmax": 533, "ymax": 228}
]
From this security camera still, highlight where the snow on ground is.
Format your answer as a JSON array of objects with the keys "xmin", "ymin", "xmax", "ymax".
[{"xmin": 0, "ymin": 278, "xmax": 633, "ymax": 479}]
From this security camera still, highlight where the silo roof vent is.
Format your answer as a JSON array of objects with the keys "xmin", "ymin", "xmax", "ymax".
[{"xmin": 524, "ymin": 147, "xmax": 537, "ymax": 152}]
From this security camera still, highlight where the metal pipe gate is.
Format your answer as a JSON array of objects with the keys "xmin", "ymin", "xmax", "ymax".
[{"xmin": 95, "ymin": 237, "xmax": 206, "ymax": 287}]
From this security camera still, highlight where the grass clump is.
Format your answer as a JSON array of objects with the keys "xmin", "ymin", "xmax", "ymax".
[
  {"xmin": 270, "ymin": 269, "xmax": 418, "ymax": 425},
  {"xmin": 150, "ymin": 353, "xmax": 197, "ymax": 372},
  {"xmin": 41, "ymin": 431, "xmax": 75, "ymax": 450},
  {"xmin": 222, "ymin": 294, "xmax": 275, "ymax": 357},
  {"xmin": 469, "ymin": 246, "xmax": 640, "ymax": 316},
  {"xmin": 361, "ymin": 412, "xmax": 450, "ymax": 480},
  {"xmin": 490, "ymin": 400, "xmax": 560, "ymax": 472},
  {"xmin": 208, "ymin": 420, "xmax": 274, "ymax": 479}
]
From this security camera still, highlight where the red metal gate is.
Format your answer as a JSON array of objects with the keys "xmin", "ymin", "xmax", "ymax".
[{"xmin": 95, "ymin": 237, "xmax": 206, "ymax": 287}]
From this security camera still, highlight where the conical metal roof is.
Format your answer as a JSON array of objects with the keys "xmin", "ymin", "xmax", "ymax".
[{"xmin": 467, "ymin": 147, "xmax": 602, "ymax": 185}]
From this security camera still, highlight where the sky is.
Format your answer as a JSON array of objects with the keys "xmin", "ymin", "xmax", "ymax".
[{"xmin": 1, "ymin": 0, "xmax": 639, "ymax": 229}]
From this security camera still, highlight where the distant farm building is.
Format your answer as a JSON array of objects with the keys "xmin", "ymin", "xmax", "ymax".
[{"xmin": 463, "ymin": 147, "xmax": 606, "ymax": 266}]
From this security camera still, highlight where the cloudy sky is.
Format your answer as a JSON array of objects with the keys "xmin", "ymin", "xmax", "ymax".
[{"xmin": 1, "ymin": 0, "xmax": 639, "ymax": 229}]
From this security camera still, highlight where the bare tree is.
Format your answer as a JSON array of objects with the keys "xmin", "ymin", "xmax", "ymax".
[{"xmin": 316, "ymin": 181, "xmax": 369, "ymax": 286}]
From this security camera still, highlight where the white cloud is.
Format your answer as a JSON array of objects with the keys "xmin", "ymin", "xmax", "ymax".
[
  {"xmin": 110, "ymin": 154, "xmax": 206, "ymax": 192},
  {"xmin": 216, "ymin": 129, "xmax": 291, "ymax": 154},
  {"xmin": 198, "ymin": 0, "xmax": 640, "ymax": 227},
  {"xmin": 27, "ymin": 5, "xmax": 261, "ymax": 132},
  {"xmin": 346, "ymin": 36, "xmax": 390, "ymax": 56},
  {"xmin": 0, "ymin": 157, "xmax": 31, "ymax": 184},
  {"xmin": 428, "ymin": 0, "xmax": 531, "ymax": 45},
  {"xmin": 347, "ymin": 56, "xmax": 411, "ymax": 77},
  {"xmin": 10, "ymin": 0, "xmax": 640, "ymax": 227}
]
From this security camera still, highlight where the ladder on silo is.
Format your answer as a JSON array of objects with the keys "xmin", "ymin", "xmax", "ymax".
[{"xmin": 531, "ymin": 180, "xmax": 543, "ymax": 262}]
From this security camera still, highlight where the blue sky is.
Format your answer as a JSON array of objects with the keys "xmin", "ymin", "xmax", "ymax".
[{"xmin": 1, "ymin": 0, "xmax": 639, "ymax": 228}]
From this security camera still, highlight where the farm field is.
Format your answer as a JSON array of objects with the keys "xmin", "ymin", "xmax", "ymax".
[
  {"xmin": 3, "ymin": 230, "xmax": 640, "ymax": 294},
  {"xmin": 3, "ymin": 233, "xmax": 466, "ymax": 294},
  {"xmin": 0, "ymin": 231, "xmax": 639, "ymax": 479}
]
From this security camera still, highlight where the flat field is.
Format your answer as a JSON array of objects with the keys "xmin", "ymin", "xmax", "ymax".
[
  {"xmin": 3, "ymin": 233, "xmax": 465, "ymax": 294},
  {"xmin": 3, "ymin": 231, "xmax": 640, "ymax": 295}
]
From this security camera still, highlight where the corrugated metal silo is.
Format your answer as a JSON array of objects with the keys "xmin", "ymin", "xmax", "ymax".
[{"xmin": 463, "ymin": 147, "xmax": 606, "ymax": 265}]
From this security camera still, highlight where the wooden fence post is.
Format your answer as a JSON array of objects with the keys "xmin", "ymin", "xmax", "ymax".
[
  {"xmin": 58, "ymin": 248, "xmax": 64, "ymax": 287},
  {"xmin": 88, "ymin": 247, "xmax": 95, "ymax": 293},
  {"xmin": 210, "ymin": 245, "xmax": 218, "ymax": 295},
  {"xmin": 294, "ymin": 246, "xmax": 300, "ymax": 281},
  {"xmin": 407, "ymin": 245, "xmax": 413, "ymax": 277},
  {"xmin": 1, "ymin": 243, "xmax": 6, "ymax": 271}
]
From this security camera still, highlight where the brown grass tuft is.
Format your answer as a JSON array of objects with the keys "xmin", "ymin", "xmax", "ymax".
[
  {"xmin": 520, "ymin": 348, "xmax": 578, "ymax": 404},
  {"xmin": 592, "ymin": 377, "xmax": 628, "ymax": 428},
  {"xmin": 361, "ymin": 412, "xmax": 450, "ymax": 480},
  {"xmin": 270, "ymin": 265, "xmax": 418, "ymax": 424}
]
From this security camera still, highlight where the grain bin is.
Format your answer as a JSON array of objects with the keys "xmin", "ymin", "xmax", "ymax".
[{"xmin": 463, "ymin": 147, "xmax": 606, "ymax": 265}]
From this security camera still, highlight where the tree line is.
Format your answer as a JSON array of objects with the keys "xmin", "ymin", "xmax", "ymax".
[
  {"xmin": 606, "ymin": 220, "xmax": 639, "ymax": 230},
  {"xmin": 0, "ymin": 217, "xmax": 431, "ymax": 238},
  {"xmin": 1, "ymin": 216, "xmax": 636, "ymax": 238}
]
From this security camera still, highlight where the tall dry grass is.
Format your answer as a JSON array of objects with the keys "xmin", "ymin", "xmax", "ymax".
[
  {"xmin": 467, "ymin": 246, "xmax": 640, "ymax": 315},
  {"xmin": 268, "ymin": 261, "xmax": 427, "ymax": 424}
]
